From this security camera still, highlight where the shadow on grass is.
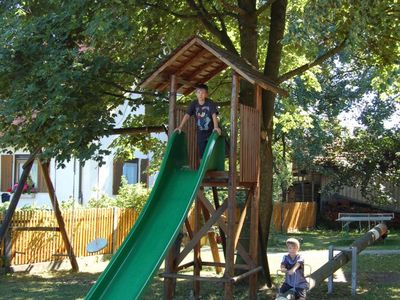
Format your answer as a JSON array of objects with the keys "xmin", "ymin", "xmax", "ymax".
[{"xmin": 0, "ymin": 271, "xmax": 99, "ymax": 300}]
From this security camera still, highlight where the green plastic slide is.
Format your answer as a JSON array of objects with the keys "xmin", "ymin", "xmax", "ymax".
[{"xmin": 86, "ymin": 131, "xmax": 225, "ymax": 300}]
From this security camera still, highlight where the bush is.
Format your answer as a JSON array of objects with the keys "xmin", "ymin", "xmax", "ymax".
[
  {"xmin": 114, "ymin": 177, "xmax": 150, "ymax": 211},
  {"xmin": 60, "ymin": 197, "xmax": 83, "ymax": 210},
  {"xmin": 0, "ymin": 202, "xmax": 9, "ymax": 214},
  {"xmin": 87, "ymin": 193, "xmax": 115, "ymax": 208}
]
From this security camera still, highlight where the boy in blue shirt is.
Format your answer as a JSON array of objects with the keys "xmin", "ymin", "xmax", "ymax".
[
  {"xmin": 175, "ymin": 84, "xmax": 221, "ymax": 157},
  {"xmin": 278, "ymin": 238, "xmax": 308, "ymax": 300}
]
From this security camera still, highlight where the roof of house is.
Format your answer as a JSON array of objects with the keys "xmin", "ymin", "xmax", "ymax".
[{"xmin": 139, "ymin": 36, "xmax": 288, "ymax": 97}]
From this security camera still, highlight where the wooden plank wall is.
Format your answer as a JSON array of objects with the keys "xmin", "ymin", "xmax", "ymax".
[
  {"xmin": 272, "ymin": 202, "xmax": 317, "ymax": 232},
  {"xmin": 239, "ymin": 104, "xmax": 260, "ymax": 183},
  {"xmin": 175, "ymin": 106, "xmax": 199, "ymax": 169},
  {"xmin": 0, "ymin": 208, "xmax": 138, "ymax": 267}
]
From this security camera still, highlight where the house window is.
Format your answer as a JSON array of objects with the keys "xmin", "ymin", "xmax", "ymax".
[
  {"xmin": 0, "ymin": 154, "xmax": 48, "ymax": 193},
  {"xmin": 14, "ymin": 155, "xmax": 39, "ymax": 188},
  {"xmin": 113, "ymin": 158, "xmax": 149, "ymax": 195},
  {"xmin": 122, "ymin": 160, "xmax": 139, "ymax": 184}
]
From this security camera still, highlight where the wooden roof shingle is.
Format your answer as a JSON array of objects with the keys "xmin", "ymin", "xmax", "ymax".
[{"xmin": 140, "ymin": 37, "xmax": 288, "ymax": 97}]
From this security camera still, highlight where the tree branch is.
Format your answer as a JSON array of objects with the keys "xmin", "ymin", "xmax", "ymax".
[
  {"xmin": 186, "ymin": 0, "xmax": 239, "ymax": 55},
  {"xmin": 256, "ymin": 0, "xmax": 278, "ymax": 16},
  {"xmin": 101, "ymin": 91, "xmax": 168, "ymax": 103},
  {"xmin": 221, "ymin": 0, "xmax": 246, "ymax": 15},
  {"xmin": 211, "ymin": 3, "xmax": 229, "ymax": 35},
  {"xmin": 278, "ymin": 39, "xmax": 347, "ymax": 83},
  {"xmin": 111, "ymin": 125, "xmax": 167, "ymax": 135},
  {"xmin": 141, "ymin": 1, "xmax": 198, "ymax": 19}
]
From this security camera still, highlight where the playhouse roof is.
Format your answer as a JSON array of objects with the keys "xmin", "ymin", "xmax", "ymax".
[{"xmin": 140, "ymin": 36, "xmax": 288, "ymax": 97}]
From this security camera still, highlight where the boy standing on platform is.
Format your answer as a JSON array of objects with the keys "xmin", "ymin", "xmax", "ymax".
[{"xmin": 175, "ymin": 84, "xmax": 221, "ymax": 157}]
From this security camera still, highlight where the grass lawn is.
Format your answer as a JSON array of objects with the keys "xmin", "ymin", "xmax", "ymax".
[{"xmin": 0, "ymin": 230, "xmax": 399, "ymax": 299}]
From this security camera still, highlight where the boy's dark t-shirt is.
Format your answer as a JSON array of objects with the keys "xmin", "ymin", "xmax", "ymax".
[{"xmin": 186, "ymin": 98, "xmax": 218, "ymax": 142}]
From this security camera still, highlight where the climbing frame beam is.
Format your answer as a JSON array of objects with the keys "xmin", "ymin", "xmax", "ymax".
[{"xmin": 40, "ymin": 161, "xmax": 79, "ymax": 272}]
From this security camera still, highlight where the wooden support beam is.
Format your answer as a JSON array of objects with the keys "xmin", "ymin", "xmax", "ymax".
[
  {"xmin": 232, "ymin": 266, "xmax": 263, "ymax": 283},
  {"xmin": 193, "ymin": 198, "xmax": 201, "ymax": 299},
  {"xmin": 161, "ymin": 273, "xmax": 230, "ymax": 283},
  {"xmin": 40, "ymin": 162, "xmax": 79, "ymax": 272},
  {"xmin": 4, "ymin": 229, "xmax": 12, "ymax": 273},
  {"xmin": 176, "ymin": 261, "xmax": 194, "ymax": 271},
  {"xmin": 233, "ymin": 189, "xmax": 252, "ymax": 251},
  {"xmin": 0, "ymin": 154, "xmax": 34, "ymax": 243},
  {"xmin": 11, "ymin": 227, "xmax": 60, "ymax": 232},
  {"xmin": 184, "ymin": 219, "xmax": 194, "ymax": 240},
  {"xmin": 212, "ymin": 187, "xmax": 226, "ymax": 258},
  {"xmin": 168, "ymin": 74, "xmax": 177, "ymax": 136},
  {"xmin": 226, "ymin": 71, "xmax": 239, "ymax": 299},
  {"xmin": 164, "ymin": 73, "xmax": 179, "ymax": 300},
  {"xmin": 197, "ymin": 193, "xmax": 256, "ymax": 268},
  {"xmin": 308, "ymin": 223, "xmax": 388, "ymax": 290},
  {"xmin": 199, "ymin": 200, "xmax": 223, "ymax": 274},
  {"xmin": 176, "ymin": 200, "xmax": 227, "ymax": 266},
  {"xmin": 249, "ymin": 186, "xmax": 259, "ymax": 299},
  {"xmin": 202, "ymin": 261, "xmax": 251, "ymax": 270}
]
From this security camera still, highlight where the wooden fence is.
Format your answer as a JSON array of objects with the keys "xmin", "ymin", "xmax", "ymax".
[
  {"xmin": 0, "ymin": 208, "xmax": 138, "ymax": 267},
  {"xmin": 272, "ymin": 201, "xmax": 317, "ymax": 232},
  {"xmin": 0, "ymin": 202, "xmax": 316, "ymax": 267}
]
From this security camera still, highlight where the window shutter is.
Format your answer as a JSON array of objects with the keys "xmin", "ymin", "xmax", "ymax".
[
  {"xmin": 37, "ymin": 161, "xmax": 49, "ymax": 193},
  {"xmin": 113, "ymin": 160, "xmax": 123, "ymax": 195},
  {"xmin": 140, "ymin": 159, "xmax": 149, "ymax": 187},
  {"xmin": 1, "ymin": 155, "xmax": 13, "ymax": 191}
]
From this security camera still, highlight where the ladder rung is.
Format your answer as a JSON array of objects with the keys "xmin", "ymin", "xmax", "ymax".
[{"xmin": 11, "ymin": 226, "xmax": 60, "ymax": 232}]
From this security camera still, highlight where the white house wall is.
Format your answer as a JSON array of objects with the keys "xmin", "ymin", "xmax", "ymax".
[{"xmin": 2, "ymin": 100, "xmax": 161, "ymax": 208}]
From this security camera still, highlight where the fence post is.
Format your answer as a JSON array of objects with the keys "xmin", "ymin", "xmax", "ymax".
[{"xmin": 112, "ymin": 207, "xmax": 118, "ymax": 254}]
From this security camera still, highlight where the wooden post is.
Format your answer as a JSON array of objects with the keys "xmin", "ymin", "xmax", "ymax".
[
  {"xmin": 193, "ymin": 197, "xmax": 201, "ymax": 299},
  {"xmin": 0, "ymin": 155, "xmax": 34, "ymax": 243},
  {"xmin": 249, "ymin": 187, "xmax": 259, "ymax": 298},
  {"xmin": 199, "ymin": 200, "xmax": 222, "ymax": 274},
  {"xmin": 40, "ymin": 162, "xmax": 79, "ymax": 272},
  {"xmin": 168, "ymin": 74, "xmax": 177, "ymax": 136},
  {"xmin": 212, "ymin": 187, "xmax": 226, "ymax": 257},
  {"xmin": 4, "ymin": 228, "xmax": 12, "ymax": 274},
  {"xmin": 112, "ymin": 207, "xmax": 118, "ymax": 254},
  {"xmin": 164, "ymin": 73, "xmax": 178, "ymax": 299},
  {"xmin": 225, "ymin": 72, "xmax": 239, "ymax": 299},
  {"xmin": 248, "ymin": 84, "xmax": 262, "ymax": 298}
]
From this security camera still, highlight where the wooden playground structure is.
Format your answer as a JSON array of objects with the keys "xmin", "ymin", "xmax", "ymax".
[{"xmin": 140, "ymin": 36, "xmax": 287, "ymax": 299}]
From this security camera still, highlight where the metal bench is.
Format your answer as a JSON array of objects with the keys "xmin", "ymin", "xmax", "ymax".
[{"xmin": 336, "ymin": 212, "xmax": 394, "ymax": 231}]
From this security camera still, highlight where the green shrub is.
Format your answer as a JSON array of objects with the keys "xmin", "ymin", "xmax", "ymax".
[
  {"xmin": 0, "ymin": 202, "xmax": 9, "ymax": 214},
  {"xmin": 87, "ymin": 193, "xmax": 115, "ymax": 208},
  {"xmin": 60, "ymin": 197, "xmax": 83, "ymax": 210},
  {"xmin": 114, "ymin": 177, "xmax": 150, "ymax": 211}
]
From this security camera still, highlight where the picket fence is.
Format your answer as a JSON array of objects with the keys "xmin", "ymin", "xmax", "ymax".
[
  {"xmin": 0, "ymin": 208, "xmax": 138, "ymax": 267},
  {"xmin": 0, "ymin": 202, "xmax": 316, "ymax": 267}
]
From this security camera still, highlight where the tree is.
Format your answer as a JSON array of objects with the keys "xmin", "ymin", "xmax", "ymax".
[
  {"xmin": 1, "ymin": 0, "xmax": 399, "ymax": 280},
  {"xmin": 135, "ymin": 0, "xmax": 399, "ymax": 251}
]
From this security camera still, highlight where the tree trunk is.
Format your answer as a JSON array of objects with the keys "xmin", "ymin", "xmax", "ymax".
[
  {"xmin": 238, "ymin": 0, "xmax": 258, "ymax": 107},
  {"xmin": 260, "ymin": 0, "xmax": 288, "ymax": 250}
]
